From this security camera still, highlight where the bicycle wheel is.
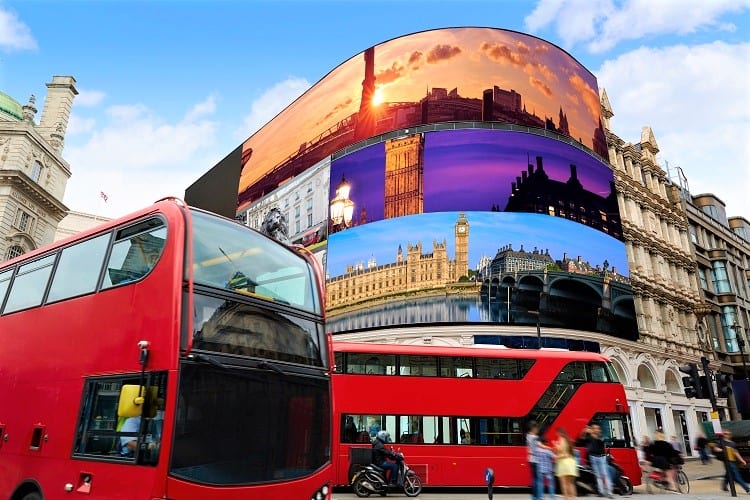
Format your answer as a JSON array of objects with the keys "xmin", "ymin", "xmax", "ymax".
[{"xmin": 676, "ymin": 469, "xmax": 690, "ymax": 494}]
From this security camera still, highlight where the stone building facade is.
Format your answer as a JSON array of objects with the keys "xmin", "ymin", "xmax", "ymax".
[
  {"xmin": 596, "ymin": 89, "xmax": 713, "ymax": 451},
  {"xmin": 680, "ymin": 191, "xmax": 750, "ymax": 419},
  {"xmin": 0, "ymin": 76, "xmax": 77, "ymax": 261}
]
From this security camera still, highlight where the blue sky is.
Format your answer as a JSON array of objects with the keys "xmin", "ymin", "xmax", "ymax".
[{"xmin": 1, "ymin": 0, "xmax": 748, "ymax": 220}]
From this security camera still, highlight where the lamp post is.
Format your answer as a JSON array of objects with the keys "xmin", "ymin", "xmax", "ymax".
[{"xmin": 329, "ymin": 175, "xmax": 354, "ymax": 233}]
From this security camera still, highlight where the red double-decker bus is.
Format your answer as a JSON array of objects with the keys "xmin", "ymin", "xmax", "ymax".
[
  {"xmin": 0, "ymin": 198, "xmax": 331, "ymax": 500},
  {"xmin": 331, "ymin": 341, "xmax": 640, "ymax": 489}
]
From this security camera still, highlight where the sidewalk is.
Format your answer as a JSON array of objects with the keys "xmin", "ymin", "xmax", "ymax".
[{"xmin": 633, "ymin": 457, "xmax": 739, "ymax": 497}]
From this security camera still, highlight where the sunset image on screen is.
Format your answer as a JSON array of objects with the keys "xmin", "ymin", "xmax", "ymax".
[{"xmin": 238, "ymin": 27, "xmax": 606, "ymax": 213}]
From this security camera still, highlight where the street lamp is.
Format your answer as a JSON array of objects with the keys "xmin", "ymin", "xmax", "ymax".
[
  {"xmin": 329, "ymin": 175, "xmax": 354, "ymax": 233},
  {"xmin": 732, "ymin": 320, "xmax": 749, "ymax": 380}
]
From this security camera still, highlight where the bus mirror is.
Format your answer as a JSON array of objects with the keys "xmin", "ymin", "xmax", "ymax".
[{"xmin": 118, "ymin": 385, "xmax": 145, "ymax": 418}]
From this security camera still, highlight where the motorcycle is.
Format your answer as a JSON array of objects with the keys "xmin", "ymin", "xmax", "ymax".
[
  {"xmin": 351, "ymin": 450, "xmax": 423, "ymax": 497},
  {"xmin": 575, "ymin": 453, "xmax": 633, "ymax": 496}
]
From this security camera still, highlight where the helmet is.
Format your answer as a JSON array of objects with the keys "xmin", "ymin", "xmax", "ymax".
[{"xmin": 376, "ymin": 430, "xmax": 389, "ymax": 442}]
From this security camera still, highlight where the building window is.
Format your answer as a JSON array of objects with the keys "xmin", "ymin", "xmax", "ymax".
[
  {"xmin": 307, "ymin": 213, "xmax": 313, "ymax": 228},
  {"xmin": 13, "ymin": 209, "xmax": 34, "ymax": 234},
  {"xmin": 710, "ymin": 261, "xmax": 732, "ymax": 294},
  {"xmin": 306, "ymin": 199, "xmax": 313, "ymax": 212},
  {"xmin": 6, "ymin": 245, "xmax": 25, "ymax": 260},
  {"xmin": 697, "ymin": 267, "xmax": 708, "ymax": 290},
  {"xmin": 31, "ymin": 161, "xmax": 42, "ymax": 182},
  {"xmin": 721, "ymin": 306, "xmax": 739, "ymax": 352}
]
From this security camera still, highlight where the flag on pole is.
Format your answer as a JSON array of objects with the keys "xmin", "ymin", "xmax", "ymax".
[{"xmin": 100, "ymin": 191, "xmax": 109, "ymax": 203}]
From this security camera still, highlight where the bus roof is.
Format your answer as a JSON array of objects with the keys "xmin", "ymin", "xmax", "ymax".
[
  {"xmin": 0, "ymin": 197, "xmax": 188, "ymax": 271},
  {"xmin": 332, "ymin": 340, "xmax": 610, "ymax": 362}
]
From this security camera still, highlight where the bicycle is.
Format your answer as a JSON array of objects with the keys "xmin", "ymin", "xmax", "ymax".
[{"xmin": 645, "ymin": 464, "xmax": 689, "ymax": 494}]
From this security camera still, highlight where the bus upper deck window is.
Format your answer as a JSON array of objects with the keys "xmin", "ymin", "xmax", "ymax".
[{"xmin": 102, "ymin": 218, "xmax": 167, "ymax": 289}]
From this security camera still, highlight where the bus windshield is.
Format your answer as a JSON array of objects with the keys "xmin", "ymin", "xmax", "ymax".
[{"xmin": 190, "ymin": 210, "xmax": 319, "ymax": 314}]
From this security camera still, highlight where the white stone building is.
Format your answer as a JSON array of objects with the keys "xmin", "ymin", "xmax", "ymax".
[{"xmin": 0, "ymin": 76, "xmax": 78, "ymax": 261}]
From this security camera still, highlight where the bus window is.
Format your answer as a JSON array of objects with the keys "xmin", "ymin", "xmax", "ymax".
[
  {"xmin": 399, "ymin": 355, "xmax": 437, "ymax": 376},
  {"xmin": 439, "ymin": 356, "xmax": 473, "ymax": 377},
  {"xmin": 192, "ymin": 293, "xmax": 323, "ymax": 366},
  {"xmin": 591, "ymin": 412, "xmax": 633, "ymax": 448},
  {"xmin": 476, "ymin": 358, "xmax": 523, "ymax": 379},
  {"xmin": 398, "ymin": 416, "xmax": 424, "ymax": 443},
  {"xmin": 588, "ymin": 362, "xmax": 609, "ymax": 382},
  {"xmin": 102, "ymin": 218, "xmax": 166, "ymax": 289},
  {"xmin": 3, "ymin": 254, "xmax": 55, "ymax": 314},
  {"xmin": 73, "ymin": 372, "xmax": 167, "ymax": 465},
  {"xmin": 0, "ymin": 269, "xmax": 11, "ymax": 307},
  {"xmin": 345, "ymin": 353, "xmax": 396, "ymax": 375},
  {"xmin": 557, "ymin": 361, "xmax": 587, "ymax": 382},
  {"xmin": 47, "ymin": 233, "xmax": 110, "ymax": 303},
  {"xmin": 190, "ymin": 210, "xmax": 317, "ymax": 312}
]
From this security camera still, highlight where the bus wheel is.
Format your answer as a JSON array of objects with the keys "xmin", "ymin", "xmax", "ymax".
[{"xmin": 21, "ymin": 493, "xmax": 42, "ymax": 500}]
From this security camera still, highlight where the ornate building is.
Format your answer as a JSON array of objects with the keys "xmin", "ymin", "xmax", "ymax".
[
  {"xmin": 597, "ymin": 89, "xmax": 713, "ymax": 445},
  {"xmin": 0, "ymin": 76, "xmax": 77, "ymax": 261},
  {"xmin": 384, "ymin": 134, "xmax": 424, "ymax": 219},
  {"xmin": 326, "ymin": 213, "xmax": 468, "ymax": 311}
]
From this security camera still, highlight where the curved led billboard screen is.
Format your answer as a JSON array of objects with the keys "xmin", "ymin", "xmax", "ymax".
[
  {"xmin": 325, "ymin": 128, "xmax": 635, "ymax": 339},
  {"xmin": 186, "ymin": 27, "xmax": 635, "ymax": 342},
  {"xmin": 236, "ymin": 27, "xmax": 607, "ymax": 212}
]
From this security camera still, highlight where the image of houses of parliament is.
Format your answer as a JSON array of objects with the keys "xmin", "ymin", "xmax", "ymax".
[
  {"xmin": 238, "ymin": 42, "xmax": 608, "ymax": 207},
  {"xmin": 326, "ymin": 213, "xmax": 471, "ymax": 311},
  {"xmin": 503, "ymin": 155, "xmax": 623, "ymax": 239}
]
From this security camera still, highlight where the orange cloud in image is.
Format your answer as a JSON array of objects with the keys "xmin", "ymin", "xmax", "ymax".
[{"xmin": 237, "ymin": 27, "xmax": 604, "ymax": 210}]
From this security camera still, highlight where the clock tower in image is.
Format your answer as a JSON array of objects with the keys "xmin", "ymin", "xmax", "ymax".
[{"xmin": 454, "ymin": 212, "xmax": 469, "ymax": 279}]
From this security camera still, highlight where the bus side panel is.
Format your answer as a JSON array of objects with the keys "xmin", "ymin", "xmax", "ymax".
[{"xmin": 0, "ymin": 206, "xmax": 184, "ymax": 499}]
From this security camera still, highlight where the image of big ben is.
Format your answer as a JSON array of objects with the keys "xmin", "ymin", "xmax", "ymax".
[
  {"xmin": 455, "ymin": 212, "xmax": 469, "ymax": 279},
  {"xmin": 384, "ymin": 133, "xmax": 424, "ymax": 219}
]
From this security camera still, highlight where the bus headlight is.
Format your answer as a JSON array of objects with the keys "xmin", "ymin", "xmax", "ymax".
[{"xmin": 311, "ymin": 482, "xmax": 330, "ymax": 500}]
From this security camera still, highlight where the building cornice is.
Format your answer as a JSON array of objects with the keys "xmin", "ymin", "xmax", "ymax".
[{"xmin": 0, "ymin": 169, "xmax": 69, "ymax": 219}]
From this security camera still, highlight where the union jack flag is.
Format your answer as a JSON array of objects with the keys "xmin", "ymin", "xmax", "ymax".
[{"xmin": 100, "ymin": 191, "xmax": 108, "ymax": 203}]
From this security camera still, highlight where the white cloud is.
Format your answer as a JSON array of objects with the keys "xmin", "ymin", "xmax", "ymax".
[
  {"xmin": 237, "ymin": 77, "xmax": 310, "ymax": 140},
  {"xmin": 75, "ymin": 89, "xmax": 106, "ymax": 107},
  {"xmin": 597, "ymin": 41, "xmax": 750, "ymax": 217},
  {"xmin": 525, "ymin": 0, "xmax": 613, "ymax": 48},
  {"xmin": 525, "ymin": 0, "xmax": 750, "ymax": 53},
  {"xmin": 63, "ymin": 96, "xmax": 221, "ymax": 217},
  {"xmin": 66, "ymin": 114, "xmax": 96, "ymax": 135},
  {"xmin": 184, "ymin": 94, "xmax": 216, "ymax": 123},
  {"xmin": 0, "ymin": 6, "xmax": 36, "ymax": 51}
]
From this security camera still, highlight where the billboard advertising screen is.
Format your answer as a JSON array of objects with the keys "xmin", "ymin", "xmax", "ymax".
[
  {"xmin": 325, "ymin": 129, "xmax": 635, "ymax": 340},
  {"xmin": 236, "ymin": 27, "xmax": 606, "ymax": 213}
]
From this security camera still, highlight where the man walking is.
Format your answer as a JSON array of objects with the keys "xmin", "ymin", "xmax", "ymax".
[
  {"xmin": 527, "ymin": 421, "xmax": 542, "ymax": 500},
  {"xmin": 583, "ymin": 424, "xmax": 613, "ymax": 498},
  {"xmin": 716, "ymin": 429, "xmax": 750, "ymax": 493}
]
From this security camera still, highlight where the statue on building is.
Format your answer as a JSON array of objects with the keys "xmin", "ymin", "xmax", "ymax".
[{"xmin": 260, "ymin": 207, "xmax": 289, "ymax": 244}]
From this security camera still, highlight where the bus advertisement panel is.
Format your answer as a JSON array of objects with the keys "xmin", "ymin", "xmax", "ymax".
[
  {"xmin": 331, "ymin": 341, "xmax": 640, "ymax": 488},
  {"xmin": 0, "ymin": 199, "xmax": 331, "ymax": 500}
]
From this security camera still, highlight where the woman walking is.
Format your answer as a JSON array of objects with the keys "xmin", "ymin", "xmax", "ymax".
[{"xmin": 555, "ymin": 427, "xmax": 579, "ymax": 500}]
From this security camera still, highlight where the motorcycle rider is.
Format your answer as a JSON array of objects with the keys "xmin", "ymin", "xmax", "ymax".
[{"xmin": 373, "ymin": 430, "xmax": 400, "ymax": 486}]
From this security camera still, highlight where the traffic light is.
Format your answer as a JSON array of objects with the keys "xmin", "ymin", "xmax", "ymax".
[
  {"xmin": 717, "ymin": 373, "xmax": 733, "ymax": 398},
  {"xmin": 679, "ymin": 363, "xmax": 703, "ymax": 398}
]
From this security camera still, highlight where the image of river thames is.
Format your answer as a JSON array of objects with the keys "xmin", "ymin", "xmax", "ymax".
[{"xmin": 327, "ymin": 293, "xmax": 544, "ymax": 333}]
